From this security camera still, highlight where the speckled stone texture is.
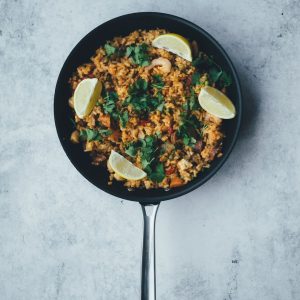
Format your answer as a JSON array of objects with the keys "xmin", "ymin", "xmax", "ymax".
[{"xmin": 0, "ymin": 0, "xmax": 300, "ymax": 299}]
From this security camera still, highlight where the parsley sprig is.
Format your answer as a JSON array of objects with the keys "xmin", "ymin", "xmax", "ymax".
[
  {"xmin": 125, "ymin": 43, "xmax": 150, "ymax": 66},
  {"xmin": 123, "ymin": 78, "xmax": 164, "ymax": 114},
  {"xmin": 192, "ymin": 52, "xmax": 232, "ymax": 88},
  {"xmin": 101, "ymin": 89, "xmax": 129, "ymax": 128},
  {"xmin": 151, "ymin": 75, "xmax": 164, "ymax": 89},
  {"xmin": 80, "ymin": 128, "xmax": 113, "ymax": 142},
  {"xmin": 177, "ymin": 113, "xmax": 203, "ymax": 147},
  {"xmin": 125, "ymin": 136, "xmax": 165, "ymax": 182}
]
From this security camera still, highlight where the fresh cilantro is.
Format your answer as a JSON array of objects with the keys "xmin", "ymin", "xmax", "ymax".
[
  {"xmin": 151, "ymin": 75, "xmax": 164, "ymax": 89},
  {"xmin": 102, "ymin": 91, "xmax": 119, "ymax": 120},
  {"xmin": 98, "ymin": 129, "xmax": 113, "ymax": 136},
  {"xmin": 189, "ymin": 89, "xmax": 200, "ymax": 110},
  {"xmin": 124, "ymin": 135, "xmax": 165, "ymax": 182},
  {"xmin": 124, "ymin": 78, "xmax": 164, "ymax": 114},
  {"xmin": 125, "ymin": 43, "xmax": 150, "ymax": 66},
  {"xmin": 125, "ymin": 45, "xmax": 135, "ymax": 57},
  {"xmin": 219, "ymin": 71, "xmax": 232, "ymax": 87},
  {"xmin": 192, "ymin": 72, "xmax": 201, "ymax": 85},
  {"xmin": 183, "ymin": 136, "xmax": 197, "ymax": 146},
  {"xmin": 79, "ymin": 128, "xmax": 112, "ymax": 142},
  {"xmin": 125, "ymin": 141, "xmax": 139, "ymax": 157},
  {"xmin": 192, "ymin": 52, "xmax": 232, "ymax": 88},
  {"xmin": 148, "ymin": 163, "xmax": 165, "ymax": 182},
  {"xmin": 209, "ymin": 67, "xmax": 223, "ymax": 83},
  {"xmin": 183, "ymin": 89, "xmax": 200, "ymax": 112},
  {"xmin": 119, "ymin": 110, "xmax": 129, "ymax": 128},
  {"xmin": 104, "ymin": 43, "xmax": 116, "ymax": 56},
  {"xmin": 177, "ymin": 113, "xmax": 203, "ymax": 147}
]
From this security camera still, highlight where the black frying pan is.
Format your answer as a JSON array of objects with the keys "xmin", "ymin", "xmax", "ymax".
[{"xmin": 54, "ymin": 12, "xmax": 242, "ymax": 300}]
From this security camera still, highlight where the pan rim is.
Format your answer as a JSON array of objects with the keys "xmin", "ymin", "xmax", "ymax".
[{"xmin": 54, "ymin": 12, "xmax": 242, "ymax": 203}]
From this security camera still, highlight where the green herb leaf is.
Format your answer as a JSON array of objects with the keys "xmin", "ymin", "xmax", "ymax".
[
  {"xmin": 189, "ymin": 89, "xmax": 200, "ymax": 110},
  {"xmin": 102, "ymin": 91, "xmax": 119, "ymax": 120},
  {"xmin": 148, "ymin": 163, "xmax": 165, "ymax": 183},
  {"xmin": 80, "ymin": 129, "xmax": 100, "ymax": 141},
  {"xmin": 125, "ymin": 135, "xmax": 166, "ymax": 182},
  {"xmin": 126, "ymin": 43, "xmax": 150, "ymax": 66},
  {"xmin": 104, "ymin": 43, "xmax": 116, "ymax": 56},
  {"xmin": 219, "ymin": 71, "xmax": 232, "ymax": 87},
  {"xmin": 183, "ymin": 135, "xmax": 196, "ymax": 146},
  {"xmin": 125, "ymin": 141, "xmax": 139, "ymax": 157},
  {"xmin": 151, "ymin": 75, "xmax": 164, "ymax": 89},
  {"xmin": 192, "ymin": 72, "xmax": 201, "ymax": 85},
  {"xmin": 119, "ymin": 110, "xmax": 129, "ymax": 128},
  {"xmin": 124, "ymin": 78, "xmax": 164, "ymax": 114},
  {"xmin": 177, "ymin": 113, "xmax": 203, "ymax": 146},
  {"xmin": 193, "ymin": 52, "xmax": 232, "ymax": 89},
  {"xmin": 80, "ymin": 128, "xmax": 113, "ymax": 142},
  {"xmin": 98, "ymin": 129, "xmax": 113, "ymax": 136},
  {"xmin": 209, "ymin": 67, "xmax": 223, "ymax": 83}
]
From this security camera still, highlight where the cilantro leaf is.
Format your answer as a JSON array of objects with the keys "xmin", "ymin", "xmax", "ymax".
[
  {"xmin": 104, "ymin": 43, "xmax": 116, "ymax": 56},
  {"xmin": 79, "ymin": 128, "xmax": 113, "ymax": 142},
  {"xmin": 192, "ymin": 72, "xmax": 201, "ymax": 85},
  {"xmin": 98, "ymin": 129, "xmax": 113, "ymax": 136},
  {"xmin": 80, "ymin": 129, "xmax": 99, "ymax": 141},
  {"xmin": 125, "ymin": 141, "xmax": 139, "ymax": 157},
  {"xmin": 119, "ymin": 110, "xmax": 129, "ymax": 128},
  {"xmin": 177, "ymin": 113, "xmax": 203, "ymax": 146},
  {"xmin": 209, "ymin": 67, "xmax": 223, "ymax": 83},
  {"xmin": 219, "ymin": 71, "xmax": 232, "ymax": 87},
  {"xmin": 148, "ymin": 163, "xmax": 165, "ymax": 183},
  {"xmin": 102, "ymin": 91, "xmax": 119, "ymax": 120},
  {"xmin": 189, "ymin": 89, "xmax": 200, "ymax": 110},
  {"xmin": 151, "ymin": 75, "xmax": 164, "ymax": 89},
  {"xmin": 126, "ymin": 44, "xmax": 150, "ymax": 66},
  {"xmin": 193, "ymin": 52, "xmax": 232, "ymax": 89},
  {"xmin": 124, "ymin": 78, "xmax": 164, "ymax": 114},
  {"xmin": 124, "ymin": 135, "xmax": 166, "ymax": 182}
]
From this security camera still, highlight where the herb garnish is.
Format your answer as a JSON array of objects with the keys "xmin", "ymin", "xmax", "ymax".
[
  {"xmin": 192, "ymin": 52, "xmax": 232, "ymax": 88},
  {"xmin": 125, "ymin": 136, "xmax": 165, "ymax": 182},
  {"xmin": 151, "ymin": 75, "xmax": 164, "ymax": 89},
  {"xmin": 177, "ymin": 113, "xmax": 203, "ymax": 147},
  {"xmin": 119, "ymin": 110, "xmax": 129, "ymax": 128},
  {"xmin": 123, "ymin": 78, "xmax": 164, "ymax": 114},
  {"xmin": 80, "ymin": 128, "xmax": 113, "ymax": 142},
  {"xmin": 102, "ymin": 91, "xmax": 119, "ymax": 120},
  {"xmin": 125, "ymin": 43, "xmax": 150, "ymax": 66},
  {"xmin": 104, "ymin": 44, "xmax": 116, "ymax": 56}
]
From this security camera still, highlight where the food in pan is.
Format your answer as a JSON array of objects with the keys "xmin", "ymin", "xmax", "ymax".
[{"xmin": 68, "ymin": 29, "xmax": 236, "ymax": 190}]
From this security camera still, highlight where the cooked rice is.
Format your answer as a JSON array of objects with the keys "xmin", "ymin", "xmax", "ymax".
[{"xmin": 69, "ymin": 29, "xmax": 225, "ymax": 190}]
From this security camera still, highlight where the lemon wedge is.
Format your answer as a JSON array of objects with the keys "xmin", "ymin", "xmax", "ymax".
[
  {"xmin": 108, "ymin": 150, "xmax": 147, "ymax": 180},
  {"xmin": 152, "ymin": 33, "xmax": 192, "ymax": 62},
  {"xmin": 198, "ymin": 86, "xmax": 236, "ymax": 119},
  {"xmin": 74, "ymin": 78, "xmax": 102, "ymax": 118}
]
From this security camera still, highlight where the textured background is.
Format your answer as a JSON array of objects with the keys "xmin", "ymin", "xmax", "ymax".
[{"xmin": 1, "ymin": 0, "xmax": 300, "ymax": 299}]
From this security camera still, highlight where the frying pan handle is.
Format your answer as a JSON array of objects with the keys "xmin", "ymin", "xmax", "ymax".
[{"xmin": 140, "ymin": 203, "xmax": 160, "ymax": 300}]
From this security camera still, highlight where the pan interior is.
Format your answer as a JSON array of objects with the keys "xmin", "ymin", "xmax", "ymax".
[{"xmin": 54, "ymin": 13, "xmax": 242, "ymax": 203}]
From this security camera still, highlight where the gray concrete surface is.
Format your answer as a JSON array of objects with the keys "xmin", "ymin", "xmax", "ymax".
[{"xmin": 0, "ymin": 0, "xmax": 300, "ymax": 299}]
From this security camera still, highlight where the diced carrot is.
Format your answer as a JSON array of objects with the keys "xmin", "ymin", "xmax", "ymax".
[{"xmin": 170, "ymin": 176, "xmax": 184, "ymax": 188}]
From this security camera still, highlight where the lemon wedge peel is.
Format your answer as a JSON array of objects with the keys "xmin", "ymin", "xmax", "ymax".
[
  {"xmin": 198, "ymin": 86, "xmax": 236, "ymax": 119},
  {"xmin": 108, "ymin": 150, "xmax": 147, "ymax": 181},
  {"xmin": 74, "ymin": 78, "xmax": 102, "ymax": 119},
  {"xmin": 152, "ymin": 33, "xmax": 192, "ymax": 62}
]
